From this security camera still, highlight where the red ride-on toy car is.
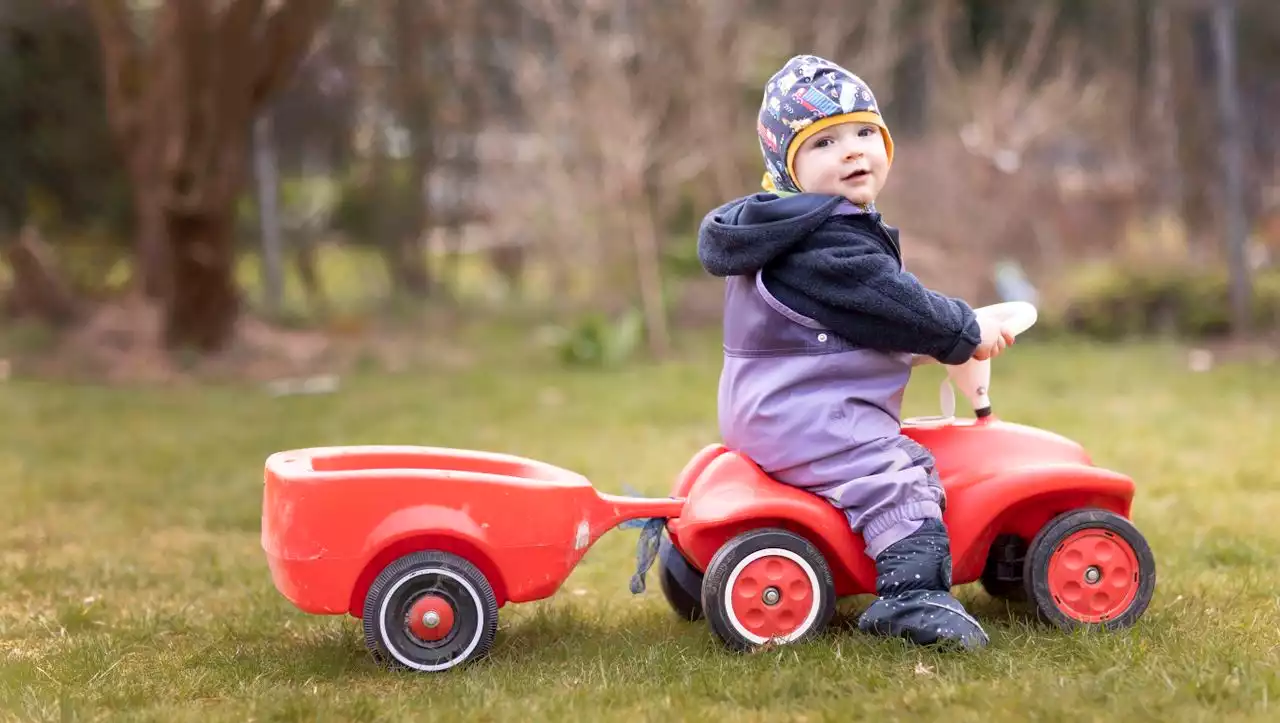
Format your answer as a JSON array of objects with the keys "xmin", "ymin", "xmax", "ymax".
[
  {"xmin": 654, "ymin": 302, "xmax": 1157, "ymax": 650},
  {"xmin": 260, "ymin": 302, "xmax": 1155, "ymax": 668}
]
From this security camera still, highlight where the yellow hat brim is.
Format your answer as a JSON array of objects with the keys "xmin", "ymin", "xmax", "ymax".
[{"xmin": 781, "ymin": 111, "xmax": 894, "ymax": 192}]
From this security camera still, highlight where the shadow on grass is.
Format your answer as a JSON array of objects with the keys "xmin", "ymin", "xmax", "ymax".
[
  {"xmin": 199, "ymin": 602, "xmax": 729, "ymax": 688},
  {"xmin": 211, "ymin": 622, "xmax": 384, "ymax": 682},
  {"xmin": 222, "ymin": 590, "xmax": 1069, "ymax": 687},
  {"xmin": 829, "ymin": 589, "xmax": 1044, "ymax": 633}
]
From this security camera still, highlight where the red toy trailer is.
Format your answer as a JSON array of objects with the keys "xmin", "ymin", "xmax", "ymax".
[{"xmin": 261, "ymin": 446, "xmax": 682, "ymax": 672}]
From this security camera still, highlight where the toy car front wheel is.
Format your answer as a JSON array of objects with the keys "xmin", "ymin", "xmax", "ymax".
[
  {"xmin": 1024, "ymin": 509, "xmax": 1156, "ymax": 631},
  {"xmin": 362, "ymin": 550, "xmax": 499, "ymax": 672},
  {"xmin": 701, "ymin": 529, "xmax": 835, "ymax": 652},
  {"xmin": 658, "ymin": 533, "xmax": 704, "ymax": 621}
]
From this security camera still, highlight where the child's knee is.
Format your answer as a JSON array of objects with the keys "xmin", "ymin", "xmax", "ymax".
[{"xmin": 895, "ymin": 436, "xmax": 939, "ymax": 480}]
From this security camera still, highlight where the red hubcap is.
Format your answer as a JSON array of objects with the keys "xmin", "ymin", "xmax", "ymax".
[
  {"xmin": 730, "ymin": 555, "xmax": 814, "ymax": 639},
  {"xmin": 1047, "ymin": 530, "xmax": 1140, "ymax": 623},
  {"xmin": 406, "ymin": 595, "xmax": 454, "ymax": 642}
]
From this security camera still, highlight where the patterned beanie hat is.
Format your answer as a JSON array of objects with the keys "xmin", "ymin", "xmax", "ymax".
[{"xmin": 757, "ymin": 54, "xmax": 894, "ymax": 194}]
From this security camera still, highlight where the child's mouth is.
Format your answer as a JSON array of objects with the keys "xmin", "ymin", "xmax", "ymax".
[{"xmin": 842, "ymin": 169, "xmax": 870, "ymax": 181}]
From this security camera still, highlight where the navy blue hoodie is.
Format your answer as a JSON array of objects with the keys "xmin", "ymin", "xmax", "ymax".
[{"xmin": 698, "ymin": 193, "xmax": 980, "ymax": 364}]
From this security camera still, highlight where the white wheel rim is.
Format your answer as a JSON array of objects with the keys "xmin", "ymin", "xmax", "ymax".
[
  {"xmin": 722, "ymin": 547, "xmax": 822, "ymax": 646},
  {"xmin": 378, "ymin": 568, "xmax": 484, "ymax": 671}
]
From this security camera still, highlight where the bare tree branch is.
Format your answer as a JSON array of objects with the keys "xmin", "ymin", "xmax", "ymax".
[
  {"xmin": 1004, "ymin": 2, "xmax": 1058, "ymax": 105},
  {"xmin": 85, "ymin": 0, "xmax": 142, "ymax": 146},
  {"xmin": 220, "ymin": 0, "xmax": 266, "ymax": 49},
  {"xmin": 166, "ymin": 2, "xmax": 216, "ymax": 213},
  {"xmin": 252, "ymin": 0, "xmax": 334, "ymax": 106}
]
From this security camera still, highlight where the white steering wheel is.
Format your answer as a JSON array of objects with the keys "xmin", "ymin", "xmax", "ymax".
[
  {"xmin": 911, "ymin": 301, "xmax": 1038, "ymax": 367},
  {"xmin": 905, "ymin": 301, "xmax": 1038, "ymax": 425}
]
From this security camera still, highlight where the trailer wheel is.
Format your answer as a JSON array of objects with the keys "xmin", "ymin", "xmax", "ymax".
[{"xmin": 362, "ymin": 550, "xmax": 498, "ymax": 672}]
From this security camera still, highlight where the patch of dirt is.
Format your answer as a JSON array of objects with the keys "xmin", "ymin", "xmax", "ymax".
[{"xmin": 2, "ymin": 294, "xmax": 476, "ymax": 386}]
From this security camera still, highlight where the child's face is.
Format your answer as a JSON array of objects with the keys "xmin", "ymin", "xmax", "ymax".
[{"xmin": 792, "ymin": 121, "xmax": 889, "ymax": 205}]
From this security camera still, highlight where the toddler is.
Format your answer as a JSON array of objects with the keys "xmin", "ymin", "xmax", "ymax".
[{"xmin": 697, "ymin": 54, "xmax": 1012, "ymax": 650}]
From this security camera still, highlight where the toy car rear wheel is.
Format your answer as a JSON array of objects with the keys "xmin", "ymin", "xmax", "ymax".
[
  {"xmin": 701, "ymin": 528, "xmax": 835, "ymax": 652},
  {"xmin": 362, "ymin": 550, "xmax": 499, "ymax": 672},
  {"xmin": 1023, "ymin": 509, "xmax": 1156, "ymax": 631},
  {"xmin": 658, "ymin": 533, "xmax": 704, "ymax": 621},
  {"xmin": 981, "ymin": 534, "xmax": 1029, "ymax": 602}
]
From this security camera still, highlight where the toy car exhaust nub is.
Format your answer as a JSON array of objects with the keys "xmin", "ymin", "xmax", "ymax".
[{"xmin": 261, "ymin": 303, "xmax": 1156, "ymax": 672}]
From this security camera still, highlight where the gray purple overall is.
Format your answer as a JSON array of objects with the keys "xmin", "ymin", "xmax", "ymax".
[{"xmin": 697, "ymin": 191, "xmax": 989, "ymax": 649}]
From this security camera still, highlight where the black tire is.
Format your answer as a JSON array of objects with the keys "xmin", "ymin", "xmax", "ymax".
[
  {"xmin": 700, "ymin": 528, "xmax": 836, "ymax": 652},
  {"xmin": 362, "ymin": 550, "xmax": 499, "ymax": 672},
  {"xmin": 658, "ymin": 534, "xmax": 704, "ymax": 621},
  {"xmin": 980, "ymin": 534, "xmax": 1029, "ymax": 602},
  {"xmin": 1023, "ymin": 509, "xmax": 1156, "ymax": 632}
]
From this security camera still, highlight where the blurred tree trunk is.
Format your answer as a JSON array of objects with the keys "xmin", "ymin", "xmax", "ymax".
[
  {"xmin": 1146, "ymin": 0, "xmax": 1185, "ymax": 243},
  {"xmin": 87, "ymin": 0, "xmax": 332, "ymax": 351},
  {"xmin": 253, "ymin": 110, "xmax": 284, "ymax": 315},
  {"xmin": 1211, "ymin": 0, "xmax": 1252, "ymax": 334},
  {"xmin": 893, "ymin": 0, "xmax": 934, "ymax": 134},
  {"xmin": 2, "ymin": 223, "xmax": 79, "ymax": 326},
  {"xmin": 388, "ymin": 0, "xmax": 434, "ymax": 298},
  {"xmin": 131, "ymin": 186, "xmax": 168, "ymax": 299},
  {"xmin": 359, "ymin": 0, "xmax": 432, "ymax": 300}
]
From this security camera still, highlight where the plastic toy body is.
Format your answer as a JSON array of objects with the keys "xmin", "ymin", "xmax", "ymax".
[
  {"xmin": 262, "ymin": 446, "xmax": 682, "ymax": 670},
  {"xmin": 670, "ymin": 418, "xmax": 1130, "ymax": 594},
  {"xmin": 660, "ymin": 417, "xmax": 1150, "ymax": 645},
  {"xmin": 261, "ymin": 302, "xmax": 1156, "ymax": 670}
]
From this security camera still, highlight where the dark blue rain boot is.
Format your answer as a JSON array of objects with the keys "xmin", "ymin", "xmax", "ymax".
[{"xmin": 857, "ymin": 519, "xmax": 989, "ymax": 650}]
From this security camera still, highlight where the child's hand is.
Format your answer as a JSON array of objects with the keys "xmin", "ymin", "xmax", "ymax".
[{"xmin": 973, "ymin": 316, "xmax": 1016, "ymax": 361}]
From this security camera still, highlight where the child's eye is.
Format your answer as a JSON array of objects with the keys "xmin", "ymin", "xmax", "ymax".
[
  {"xmin": 814, "ymin": 138, "xmax": 834, "ymax": 148},
  {"xmin": 858, "ymin": 127, "xmax": 877, "ymax": 137}
]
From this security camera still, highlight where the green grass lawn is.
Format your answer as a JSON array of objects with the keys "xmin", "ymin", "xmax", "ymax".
[{"xmin": 2, "ymin": 336, "xmax": 1278, "ymax": 722}]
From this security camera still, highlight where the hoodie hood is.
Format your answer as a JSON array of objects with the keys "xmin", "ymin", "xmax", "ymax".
[{"xmin": 697, "ymin": 193, "xmax": 847, "ymax": 277}]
